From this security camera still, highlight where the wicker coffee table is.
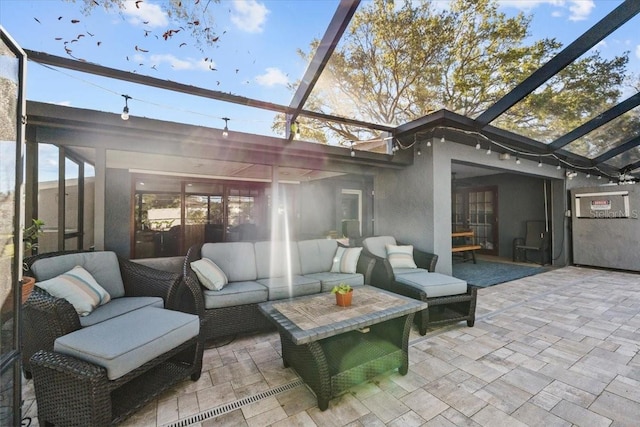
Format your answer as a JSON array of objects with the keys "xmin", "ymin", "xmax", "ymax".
[{"xmin": 259, "ymin": 286, "xmax": 427, "ymax": 410}]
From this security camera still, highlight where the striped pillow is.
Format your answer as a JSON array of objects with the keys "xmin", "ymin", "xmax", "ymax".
[
  {"xmin": 36, "ymin": 265, "xmax": 111, "ymax": 316},
  {"xmin": 191, "ymin": 258, "xmax": 228, "ymax": 291},
  {"xmin": 330, "ymin": 247, "xmax": 362, "ymax": 274},
  {"xmin": 386, "ymin": 244, "xmax": 417, "ymax": 269}
]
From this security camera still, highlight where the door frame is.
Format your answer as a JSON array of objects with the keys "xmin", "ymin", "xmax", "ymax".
[{"xmin": 452, "ymin": 185, "xmax": 499, "ymax": 256}]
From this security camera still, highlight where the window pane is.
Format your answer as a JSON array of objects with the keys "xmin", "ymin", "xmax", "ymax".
[{"xmin": 37, "ymin": 144, "xmax": 58, "ymax": 254}]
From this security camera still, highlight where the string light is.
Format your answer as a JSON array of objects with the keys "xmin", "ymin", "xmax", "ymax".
[
  {"xmin": 557, "ymin": 162, "xmax": 562, "ymax": 170},
  {"xmin": 417, "ymin": 144, "xmax": 422, "ymax": 156},
  {"xmin": 538, "ymin": 158, "xmax": 543, "ymax": 167},
  {"xmin": 486, "ymin": 144, "xmax": 492, "ymax": 155},
  {"xmin": 350, "ymin": 140, "xmax": 355, "ymax": 157},
  {"xmin": 475, "ymin": 140, "xmax": 481, "ymax": 150},
  {"xmin": 121, "ymin": 94, "xmax": 131, "ymax": 120},
  {"xmin": 222, "ymin": 117, "xmax": 230, "ymax": 138},
  {"xmin": 516, "ymin": 157, "xmax": 521, "ymax": 165}
]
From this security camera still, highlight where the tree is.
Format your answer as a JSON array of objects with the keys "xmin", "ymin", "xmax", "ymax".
[{"xmin": 281, "ymin": 0, "xmax": 630, "ymax": 151}]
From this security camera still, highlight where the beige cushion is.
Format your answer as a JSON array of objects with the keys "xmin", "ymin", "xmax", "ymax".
[
  {"xmin": 330, "ymin": 247, "xmax": 362, "ymax": 274},
  {"xmin": 36, "ymin": 265, "xmax": 111, "ymax": 316},
  {"xmin": 191, "ymin": 258, "xmax": 228, "ymax": 291},
  {"xmin": 386, "ymin": 244, "xmax": 417, "ymax": 269}
]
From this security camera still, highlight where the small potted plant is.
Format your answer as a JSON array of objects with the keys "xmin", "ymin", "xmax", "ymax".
[
  {"xmin": 22, "ymin": 219, "xmax": 44, "ymax": 303},
  {"xmin": 331, "ymin": 283, "xmax": 353, "ymax": 307}
]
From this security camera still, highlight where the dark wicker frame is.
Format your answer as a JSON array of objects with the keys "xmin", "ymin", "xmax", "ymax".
[
  {"xmin": 360, "ymin": 243, "xmax": 477, "ymax": 335},
  {"xmin": 22, "ymin": 251, "xmax": 204, "ymax": 426},
  {"xmin": 184, "ymin": 245, "xmax": 276, "ymax": 341}
]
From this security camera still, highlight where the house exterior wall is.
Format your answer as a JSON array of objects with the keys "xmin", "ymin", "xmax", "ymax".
[
  {"xmin": 374, "ymin": 137, "xmax": 567, "ymax": 274},
  {"xmin": 105, "ymin": 168, "xmax": 132, "ymax": 258}
]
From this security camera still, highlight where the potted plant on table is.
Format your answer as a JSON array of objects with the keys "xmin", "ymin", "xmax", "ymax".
[
  {"xmin": 331, "ymin": 283, "xmax": 353, "ymax": 307},
  {"xmin": 22, "ymin": 219, "xmax": 44, "ymax": 303}
]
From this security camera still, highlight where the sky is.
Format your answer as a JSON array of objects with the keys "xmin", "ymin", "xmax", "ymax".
[{"xmin": 1, "ymin": 0, "xmax": 638, "ymax": 140}]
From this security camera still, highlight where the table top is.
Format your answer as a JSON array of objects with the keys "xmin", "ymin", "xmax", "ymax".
[{"xmin": 259, "ymin": 286, "xmax": 428, "ymax": 345}]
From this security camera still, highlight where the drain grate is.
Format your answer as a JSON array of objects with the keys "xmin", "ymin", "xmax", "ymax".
[{"xmin": 163, "ymin": 379, "xmax": 305, "ymax": 427}]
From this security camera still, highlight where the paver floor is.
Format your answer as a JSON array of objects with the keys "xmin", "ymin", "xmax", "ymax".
[{"xmin": 21, "ymin": 266, "xmax": 640, "ymax": 426}]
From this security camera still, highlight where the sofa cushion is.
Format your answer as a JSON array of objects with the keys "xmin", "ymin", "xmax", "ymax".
[
  {"xmin": 386, "ymin": 244, "xmax": 417, "ymax": 269},
  {"xmin": 303, "ymin": 272, "xmax": 364, "ymax": 292},
  {"xmin": 31, "ymin": 252, "xmax": 126, "ymax": 298},
  {"xmin": 362, "ymin": 236, "xmax": 397, "ymax": 259},
  {"xmin": 191, "ymin": 258, "xmax": 228, "ymax": 291},
  {"xmin": 36, "ymin": 266, "xmax": 111, "ymax": 316},
  {"xmin": 79, "ymin": 296, "xmax": 164, "ymax": 327},
  {"xmin": 393, "ymin": 267, "xmax": 429, "ymax": 276},
  {"xmin": 330, "ymin": 247, "xmax": 362, "ymax": 274},
  {"xmin": 254, "ymin": 241, "xmax": 301, "ymax": 279},
  {"xmin": 297, "ymin": 239, "xmax": 338, "ymax": 274},
  {"xmin": 54, "ymin": 306, "xmax": 199, "ymax": 380},
  {"xmin": 203, "ymin": 281, "xmax": 268, "ymax": 309},
  {"xmin": 394, "ymin": 271, "xmax": 467, "ymax": 298},
  {"xmin": 258, "ymin": 275, "xmax": 321, "ymax": 300},
  {"xmin": 201, "ymin": 242, "xmax": 257, "ymax": 282}
]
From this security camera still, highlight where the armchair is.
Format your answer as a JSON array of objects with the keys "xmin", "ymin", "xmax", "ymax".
[
  {"xmin": 513, "ymin": 220, "xmax": 550, "ymax": 265},
  {"xmin": 22, "ymin": 251, "xmax": 204, "ymax": 426},
  {"xmin": 360, "ymin": 236, "xmax": 476, "ymax": 335}
]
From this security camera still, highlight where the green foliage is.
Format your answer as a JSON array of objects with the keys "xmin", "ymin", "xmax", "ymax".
[
  {"xmin": 331, "ymin": 283, "xmax": 353, "ymax": 294},
  {"xmin": 282, "ymin": 0, "xmax": 631, "ymax": 150},
  {"xmin": 23, "ymin": 219, "xmax": 44, "ymax": 250}
]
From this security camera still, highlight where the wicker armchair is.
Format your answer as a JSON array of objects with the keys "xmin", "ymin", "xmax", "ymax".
[
  {"xmin": 22, "ymin": 250, "xmax": 197, "ymax": 377},
  {"xmin": 360, "ymin": 236, "xmax": 477, "ymax": 335},
  {"xmin": 23, "ymin": 251, "xmax": 204, "ymax": 426}
]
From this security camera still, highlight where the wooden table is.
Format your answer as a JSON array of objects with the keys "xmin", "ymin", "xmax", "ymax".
[
  {"xmin": 259, "ymin": 287, "xmax": 427, "ymax": 410},
  {"xmin": 452, "ymin": 230, "xmax": 482, "ymax": 263}
]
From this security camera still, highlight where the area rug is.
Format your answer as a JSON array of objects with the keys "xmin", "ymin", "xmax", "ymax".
[{"xmin": 452, "ymin": 260, "xmax": 544, "ymax": 287}]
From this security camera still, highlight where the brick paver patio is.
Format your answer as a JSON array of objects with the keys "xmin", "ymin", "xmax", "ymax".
[{"xmin": 21, "ymin": 266, "xmax": 640, "ymax": 426}]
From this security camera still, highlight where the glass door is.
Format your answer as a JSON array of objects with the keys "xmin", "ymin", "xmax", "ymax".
[{"xmin": 452, "ymin": 186, "xmax": 499, "ymax": 255}]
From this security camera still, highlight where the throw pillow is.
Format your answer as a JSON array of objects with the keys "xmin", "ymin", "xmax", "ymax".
[
  {"xmin": 330, "ymin": 247, "xmax": 363, "ymax": 274},
  {"xmin": 191, "ymin": 258, "xmax": 228, "ymax": 291},
  {"xmin": 386, "ymin": 244, "xmax": 417, "ymax": 269},
  {"xmin": 36, "ymin": 265, "xmax": 111, "ymax": 316}
]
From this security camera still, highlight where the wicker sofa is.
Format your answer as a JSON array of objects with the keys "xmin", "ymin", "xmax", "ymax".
[
  {"xmin": 184, "ymin": 239, "xmax": 374, "ymax": 341},
  {"xmin": 360, "ymin": 236, "xmax": 477, "ymax": 335},
  {"xmin": 23, "ymin": 251, "xmax": 204, "ymax": 426}
]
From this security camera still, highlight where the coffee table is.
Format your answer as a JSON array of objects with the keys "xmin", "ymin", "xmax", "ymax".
[{"xmin": 258, "ymin": 286, "xmax": 428, "ymax": 410}]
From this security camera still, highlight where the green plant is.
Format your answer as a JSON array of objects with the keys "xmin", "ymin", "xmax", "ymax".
[
  {"xmin": 331, "ymin": 283, "xmax": 352, "ymax": 295},
  {"xmin": 23, "ymin": 219, "xmax": 44, "ymax": 250}
]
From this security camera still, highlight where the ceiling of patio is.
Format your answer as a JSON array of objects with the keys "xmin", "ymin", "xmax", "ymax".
[{"xmin": 3, "ymin": 0, "xmax": 639, "ymax": 180}]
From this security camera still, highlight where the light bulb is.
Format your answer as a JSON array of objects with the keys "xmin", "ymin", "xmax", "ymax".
[
  {"xmin": 350, "ymin": 149, "xmax": 355, "ymax": 157},
  {"xmin": 516, "ymin": 157, "xmax": 521, "ymax": 165},
  {"xmin": 586, "ymin": 173, "xmax": 591, "ymax": 178},
  {"xmin": 222, "ymin": 117, "xmax": 230, "ymax": 138},
  {"xmin": 426, "ymin": 140, "xmax": 432, "ymax": 147},
  {"xmin": 440, "ymin": 136, "xmax": 445, "ymax": 143},
  {"xmin": 475, "ymin": 142, "xmax": 481, "ymax": 150},
  {"xmin": 121, "ymin": 106, "xmax": 129, "ymax": 121},
  {"xmin": 557, "ymin": 163, "xmax": 561, "ymax": 170},
  {"xmin": 597, "ymin": 175, "xmax": 602, "ymax": 180},
  {"xmin": 486, "ymin": 146, "xmax": 492, "ymax": 155},
  {"xmin": 417, "ymin": 147, "xmax": 422, "ymax": 156},
  {"xmin": 538, "ymin": 160, "xmax": 543, "ymax": 167}
]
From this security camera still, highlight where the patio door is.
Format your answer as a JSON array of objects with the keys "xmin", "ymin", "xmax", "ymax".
[{"xmin": 452, "ymin": 186, "xmax": 498, "ymax": 255}]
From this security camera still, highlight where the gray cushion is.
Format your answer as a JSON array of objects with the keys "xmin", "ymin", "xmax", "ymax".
[
  {"xmin": 393, "ymin": 267, "xmax": 429, "ymax": 276},
  {"xmin": 394, "ymin": 272, "xmax": 467, "ymax": 298},
  {"xmin": 32, "ymin": 252, "xmax": 126, "ymax": 298},
  {"xmin": 79, "ymin": 296, "xmax": 164, "ymax": 327},
  {"xmin": 362, "ymin": 236, "xmax": 397, "ymax": 259},
  {"xmin": 55, "ymin": 306, "xmax": 199, "ymax": 380},
  {"xmin": 203, "ymin": 281, "xmax": 268, "ymax": 309},
  {"xmin": 258, "ymin": 275, "xmax": 321, "ymax": 300},
  {"xmin": 254, "ymin": 241, "xmax": 301, "ymax": 279},
  {"xmin": 303, "ymin": 272, "xmax": 364, "ymax": 292},
  {"xmin": 297, "ymin": 239, "xmax": 337, "ymax": 274},
  {"xmin": 201, "ymin": 242, "xmax": 257, "ymax": 282}
]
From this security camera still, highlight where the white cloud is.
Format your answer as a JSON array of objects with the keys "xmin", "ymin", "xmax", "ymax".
[
  {"xmin": 231, "ymin": 0, "xmax": 269, "ymax": 33},
  {"xmin": 123, "ymin": 0, "xmax": 168, "ymax": 27},
  {"xmin": 499, "ymin": 0, "xmax": 595, "ymax": 21},
  {"xmin": 568, "ymin": 0, "xmax": 595, "ymax": 21},
  {"xmin": 255, "ymin": 67, "xmax": 288, "ymax": 87},
  {"xmin": 636, "ymin": 44, "xmax": 640, "ymax": 59},
  {"xmin": 149, "ymin": 54, "xmax": 212, "ymax": 71}
]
